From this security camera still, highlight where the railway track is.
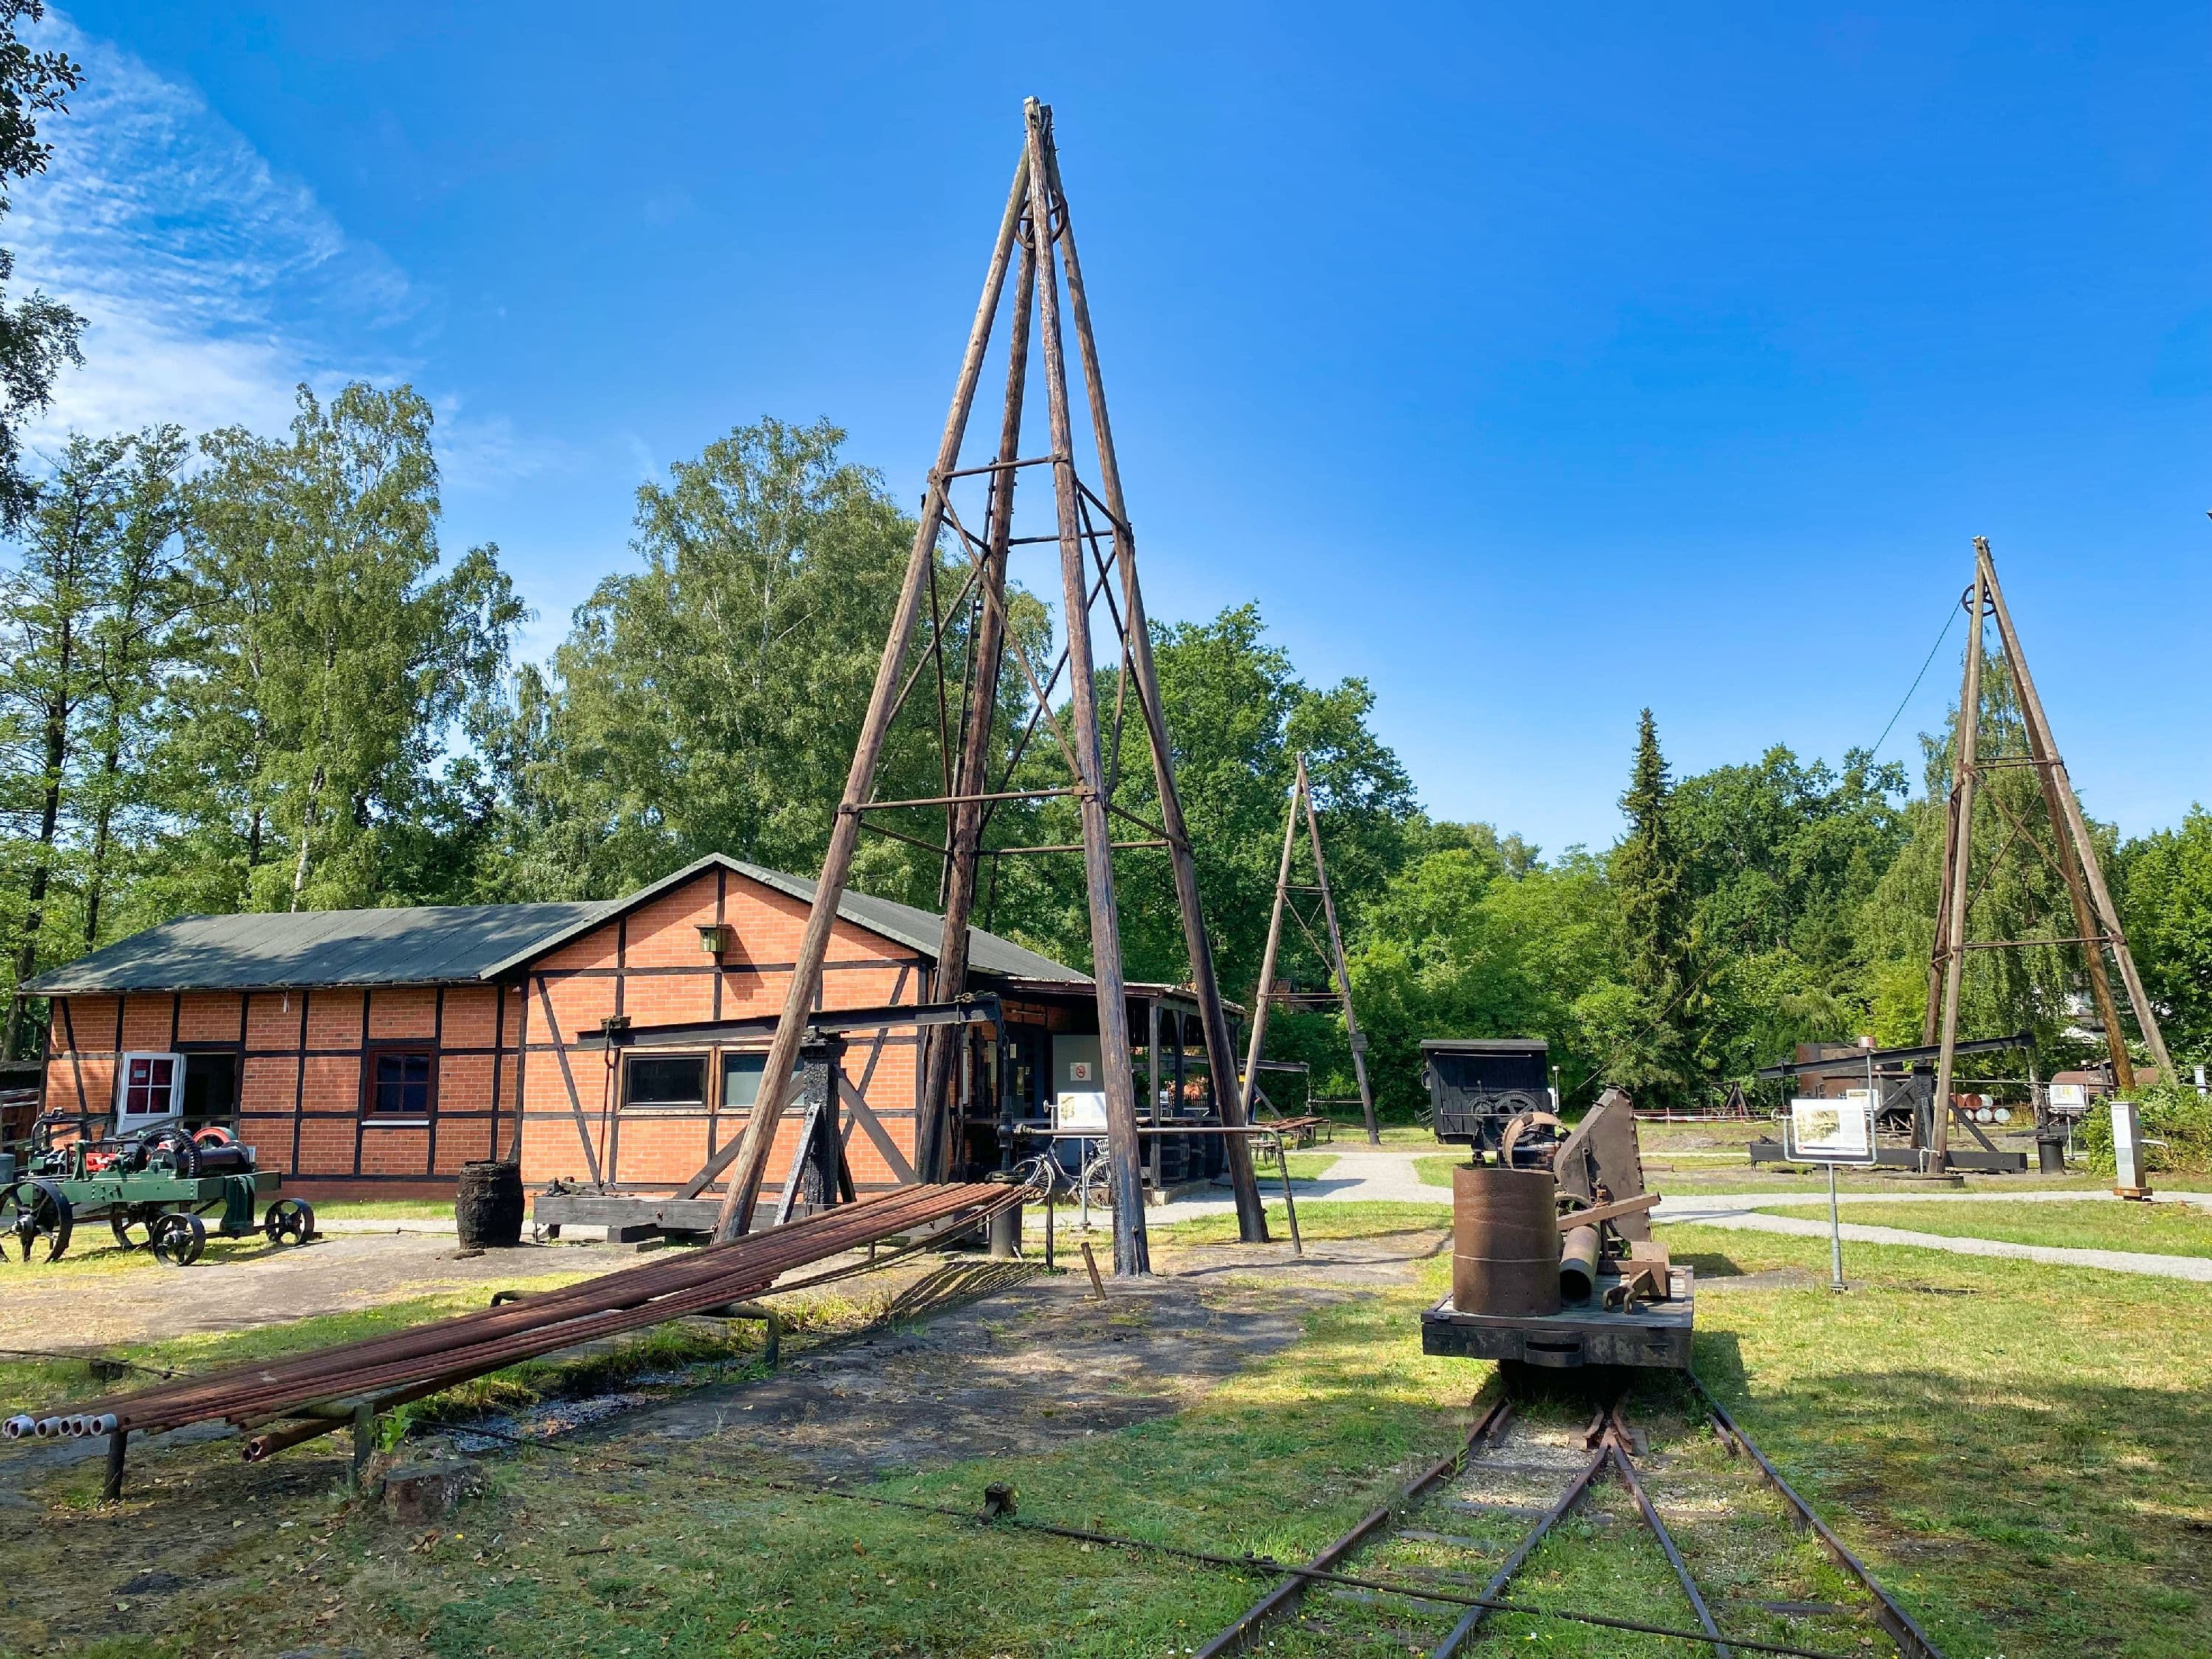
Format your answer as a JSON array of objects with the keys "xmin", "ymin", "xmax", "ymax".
[{"xmin": 1198, "ymin": 1371, "xmax": 1941, "ymax": 1659}]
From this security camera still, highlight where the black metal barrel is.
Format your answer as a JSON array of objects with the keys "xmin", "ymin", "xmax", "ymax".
[
  {"xmin": 455, "ymin": 1160, "xmax": 525, "ymax": 1249},
  {"xmin": 1451, "ymin": 1165, "xmax": 1560, "ymax": 1317}
]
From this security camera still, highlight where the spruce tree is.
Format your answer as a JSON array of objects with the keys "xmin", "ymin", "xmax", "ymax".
[{"xmin": 1612, "ymin": 708, "xmax": 1706, "ymax": 1107}]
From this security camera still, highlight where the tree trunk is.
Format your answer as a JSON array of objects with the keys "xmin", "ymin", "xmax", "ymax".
[
  {"xmin": 7, "ymin": 666, "xmax": 71, "ymax": 1059},
  {"xmin": 290, "ymin": 762, "xmax": 324, "ymax": 911},
  {"xmin": 82, "ymin": 793, "xmax": 114, "ymax": 947}
]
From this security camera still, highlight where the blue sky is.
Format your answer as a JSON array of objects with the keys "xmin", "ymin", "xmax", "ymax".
[{"xmin": 18, "ymin": 4, "xmax": 2211, "ymax": 854}]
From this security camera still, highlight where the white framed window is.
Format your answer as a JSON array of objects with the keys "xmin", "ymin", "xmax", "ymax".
[{"xmin": 116, "ymin": 1052, "xmax": 184, "ymax": 1128}]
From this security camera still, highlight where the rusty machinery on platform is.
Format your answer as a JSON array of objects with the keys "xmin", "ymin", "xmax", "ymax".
[{"xmin": 1418, "ymin": 1040, "xmax": 1690, "ymax": 1373}]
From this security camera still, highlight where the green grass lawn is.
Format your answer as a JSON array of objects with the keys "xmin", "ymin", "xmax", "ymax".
[
  {"xmin": 0, "ymin": 1221, "xmax": 331, "ymax": 1280},
  {"xmin": 308, "ymin": 1197, "xmax": 456, "ymax": 1221},
  {"xmin": 1413, "ymin": 1152, "xmax": 1464, "ymax": 1187},
  {"xmin": 1341, "ymin": 1120, "xmax": 1434, "ymax": 1146},
  {"xmin": 1764, "ymin": 1197, "xmax": 2212, "ymax": 1257},
  {"xmin": 1277, "ymin": 1152, "xmax": 1338, "ymax": 1181},
  {"xmin": 0, "ymin": 1194, "xmax": 456, "ymax": 1284},
  {"xmin": 0, "ymin": 1265, "xmax": 613, "ymax": 1417},
  {"xmin": 6, "ymin": 1204, "xmax": 2205, "ymax": 1657}
]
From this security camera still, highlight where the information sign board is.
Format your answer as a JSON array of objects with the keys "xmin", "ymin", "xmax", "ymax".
[
  {"xmin": 1784, "ymin": 1091, "xmax": 1878, "ymax": 1166},
  {"xmin": 2046, "ymin": 1082, "xmax": 2088, "ymax": 1118}
]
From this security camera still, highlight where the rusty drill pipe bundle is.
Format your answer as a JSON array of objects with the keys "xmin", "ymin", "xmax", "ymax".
[
  {"xmin": 24, "ymin": 1183, "xmax": 1021, "ymax": 1444},
  {"xmin": 49, "ymin": 1184, "xmax": 1017, "ymax": 1441},
  {"xmin": 116, "ymin": 1186, "xmax": 1006, "ymax": 1436}
]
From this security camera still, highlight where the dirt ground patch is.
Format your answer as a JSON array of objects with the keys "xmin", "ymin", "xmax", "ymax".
[{"xmin": 596, "ymin": 1231, "xmax": 1445, "ymax": 1478}]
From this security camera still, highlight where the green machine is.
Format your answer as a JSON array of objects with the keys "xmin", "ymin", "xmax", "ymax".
[{"xmin": 0, "ymin": 1116, "xmax": 314, "ymax": 1266}]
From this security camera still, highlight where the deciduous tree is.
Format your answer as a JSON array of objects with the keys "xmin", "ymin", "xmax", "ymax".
[{"xmin": 162, "ymin": 383, "xmax": 521, "ymax": 912}]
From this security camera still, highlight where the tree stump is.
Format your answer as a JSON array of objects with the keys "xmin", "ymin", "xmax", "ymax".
[{"xmin": 382, "ymin": 1458, "xmax": 484, "ymax": 1523}]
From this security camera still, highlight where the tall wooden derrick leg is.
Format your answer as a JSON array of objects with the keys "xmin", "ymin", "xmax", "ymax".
[
  {"xmin": 1026, "ymin": 99, "xmax": 1153, "ymax": 1272},
  {"xmin": 708, "ymin": 153, "xmax": 1031, "ymax": 1241},
  {"xmin": 1917, "ymin": 594, "xmax": 1974, "ymax": 1155},
  {"xmin": 1239, "ymin": 774, "xmax": 1301, "ymax": 1119},
  {"xmin": 1299, "ymin": 756, "xmax": 1380, "ymax": 1145},
  {"xmin": 917, "ymin": 240, "xmax": 1036, "ymax": 1183},
  {"xmin": 1976, "ymin": 540, "xmax": 2173, "ymax": 1086},
  {"xmin": 1037, "ymin": 113, "xmax": 1268, "ymax": 1242},
  {"xmin": 1929, "ymin": 560, "xmax": 1987, "ymax": 1171}
]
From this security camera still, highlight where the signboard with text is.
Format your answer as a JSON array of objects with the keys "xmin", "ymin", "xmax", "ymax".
[{"xmin": 1784, "ymin": 1091, "xmax": 1878, "ymax": 1166}]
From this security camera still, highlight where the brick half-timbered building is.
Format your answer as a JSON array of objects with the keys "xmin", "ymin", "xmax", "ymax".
[{"xmin": 25, "ymin": 853, "xmax": 1131, "ymax": 1199}]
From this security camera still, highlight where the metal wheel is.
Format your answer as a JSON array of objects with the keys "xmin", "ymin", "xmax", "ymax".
[
  {"xmin": 149, "ymin": 1211, "xmax": 206, "ymax": 1267},
  {"xmin": 1076, "ymin": 1147, "xmax": 1119, "ymax": 1208},
  {"xmin": 109, "ymin": 1203, "xmax": 159, "ymax": 1251},
  {"xmin": 0, "ymin": 1180, "xmax": 73, "ymax": 1262},
  {"xmin": 262, "ymin": 1197, "xmax": 314, "ymax": 1246}
]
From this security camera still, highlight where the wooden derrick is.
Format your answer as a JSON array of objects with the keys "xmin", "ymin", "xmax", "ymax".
[
  {"xmin": 1239, "ymin": 754, "xmax": 1379, "ymax": 1145},
  {"xmin": 1920, "ymin": 538, "xmax": 2172, "ymax": 1168},
  {"xmin": 705, "ymin": 100, "xmax": 1267, "ymax": 1270}
]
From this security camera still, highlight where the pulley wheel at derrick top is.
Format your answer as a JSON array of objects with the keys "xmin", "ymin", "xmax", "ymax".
[{"xmin": 1450, "ymin": 1165, "xmax": 1559, "ymax": 1318}]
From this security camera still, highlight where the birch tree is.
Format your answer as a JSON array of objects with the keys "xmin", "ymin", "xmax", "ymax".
[{"xmin": 165, "ymin": 383, "xmax": 521, "ymax": 911}]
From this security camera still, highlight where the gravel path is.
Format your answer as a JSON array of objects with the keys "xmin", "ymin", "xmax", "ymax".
[
  {"xmin": 1155, "ymin": 1142, "xmax": 2212, "ymax": 1281},
  {"xmin": 1654, "ymin": 1207, "xmax": 2212, "ymax": 1281}
]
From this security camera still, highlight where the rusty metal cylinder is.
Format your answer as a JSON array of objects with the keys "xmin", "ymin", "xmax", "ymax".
[
  {"xmin": 1559, "ymin": 1225, "xmax": 1601, "ymax": 1303},
  {"xmin": 1450, "ymin": 1165, "xmax": 1560, "ymax": 1317}
]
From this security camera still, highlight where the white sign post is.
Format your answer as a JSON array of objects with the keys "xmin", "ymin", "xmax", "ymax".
[
  {"xmin": 1785, "ymin": 1092, "xmax": 1879, "ymax": 1292},
  {"xmin": 2110, "ymin": 1098, "xmax": 2151, "ymax": 1200}
]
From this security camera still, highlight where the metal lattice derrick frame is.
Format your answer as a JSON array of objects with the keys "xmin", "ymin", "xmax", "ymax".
[
  {"xmin": 705, "ymin": 99, "xmax": 1267, "ymax": 1270},
  {"xmin": 1919, "ymin": 537, "xmax": 2172, "ymax": 1169},
  {"xmin": 1238, "ymin": 755, "xmax": 1380, "ymax": 1145}
]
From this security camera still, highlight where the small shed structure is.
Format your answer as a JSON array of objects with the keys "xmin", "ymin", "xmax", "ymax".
[{"xmin": 27, "ymin": 854, "xmax": 1228, "ymax": 1200}]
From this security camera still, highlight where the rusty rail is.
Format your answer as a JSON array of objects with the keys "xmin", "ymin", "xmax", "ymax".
[
  {"xmin": 1194, "ymin": 1374, "xmax": 1943, "ymax": 1659},
  {"xmin": 1691, "ymin": 1374, "xmax": 1942, "ymax": 1659},
  {"xmin": 1193, "ymin": 1392, "xmax": 1514, "ymax": 1659}
]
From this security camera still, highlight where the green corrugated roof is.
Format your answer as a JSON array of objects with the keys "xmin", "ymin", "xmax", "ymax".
[{"xmin": 25, "ymin": 853, "xmax": 1087, "ymax": 995}]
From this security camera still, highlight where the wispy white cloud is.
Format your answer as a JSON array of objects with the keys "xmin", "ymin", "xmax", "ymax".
[
  {"xmin": 430, "ymin": 395, "xmax": 563, "ymax": 494},
  {"xmin": 8, "ymin": 13, "xmax": 414, "ymax": 445}
]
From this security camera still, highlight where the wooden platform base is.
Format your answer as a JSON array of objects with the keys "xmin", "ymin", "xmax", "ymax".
[
  {"xmin": 530, "ymin": 1192, "xmax": 723, "ymax": 1242},
  {"xmin": 1421, "ymin": 1267, "xmax": 1695, "ymax": 1370},
  {"xmin": 529, "ymin": 1187, "xmax": 978, "ymax": 1247}
]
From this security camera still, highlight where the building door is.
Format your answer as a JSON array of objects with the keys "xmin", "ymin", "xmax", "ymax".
[{"xmin": 180, "ymin": 1053, "xmax": 239, "ymax": 1127}]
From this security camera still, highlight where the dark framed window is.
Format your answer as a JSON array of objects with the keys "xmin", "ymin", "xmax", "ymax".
[
  {"xmin": 625, "ymin": 1053, "xmax": 707, "ymax": 1110},
  {"xmin": 364, "ymin": 1048, "xmax": 435, "ymax": 1117}
]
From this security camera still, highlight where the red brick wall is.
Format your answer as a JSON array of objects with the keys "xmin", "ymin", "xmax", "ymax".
[
  {"xmin": 41, "ymin": 981, "xmax": 514, "ymax": 1188},
  {"xmin": 517, "ymin": 864, "xmax": 925, "ymax": 1200}
]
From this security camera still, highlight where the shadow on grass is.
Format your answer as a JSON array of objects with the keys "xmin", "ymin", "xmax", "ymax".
[{"xmin": 1698, "ymin": 1355, "xmax": 2210, "ymax": 1655}]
